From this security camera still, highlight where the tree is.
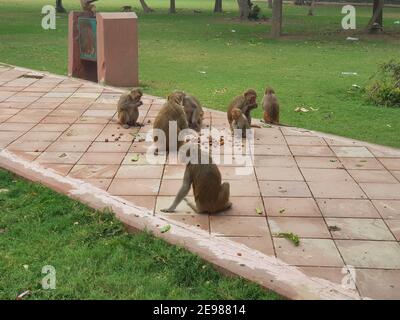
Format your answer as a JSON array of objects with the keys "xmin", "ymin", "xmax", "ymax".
[
  {"xmin": 366, "ymin": 0, "xmax": 384, "ymax": 33},
  {"xmin": 214, "ymin": 0, "xmax": 223, "ymax": 13},
  {"xmin": 56, "ymin": 0, "xmax": 66, "ymax": 13},
  {"xmin": 308, "ymin": 0, "xmax": 316, "ymax": 16},
  {"xmin": 170, "ymin": 0, "xmax": 176, "ymax": 13},
  {"xmin": 268, "ymin": 0, "xmax": 273, "ymax": 9},
  {"xmin": 271, "ymin": 0, "xmax": 283, "ymax": 38},
  {"xmin": 139, "ymin": 0, "xmax": 154, "ymax": 12},
  {"xmin": 237, "ymin": 0, "xmax": 250, "ymax": 19}
]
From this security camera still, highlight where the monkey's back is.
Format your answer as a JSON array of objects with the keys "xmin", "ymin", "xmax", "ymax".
[
  {"xmin": 189, "ymin": 163, "xmax": 222, "ymax": 205},
  {"xmin": 227, "ymin": 95, "xmax": 244, "ymax": 124},
  {"xmin": 262, "ymin": 94, "xmax": 280, "ymax": 123}
]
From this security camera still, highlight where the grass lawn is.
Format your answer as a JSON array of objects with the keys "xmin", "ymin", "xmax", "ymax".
[
  {"xmin": 0, "ymin": 169, "xmax": 279, "ymax": 299},
  {"xmin": 0, "ymin": 0, "xmax": 399, "ymax": 147}
]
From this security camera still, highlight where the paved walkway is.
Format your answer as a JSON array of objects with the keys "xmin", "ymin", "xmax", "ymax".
[{"xmin": 0, "ymin": 65, "xmax": 399, "ymax": 300}]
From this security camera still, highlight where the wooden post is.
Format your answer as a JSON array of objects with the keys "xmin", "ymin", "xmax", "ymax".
[{"xmin": 271, "ymin": 0, "xmax": 283, "ymax": 38}]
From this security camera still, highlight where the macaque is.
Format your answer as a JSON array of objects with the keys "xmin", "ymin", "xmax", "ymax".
[
  {"xmin": 231, "ymin": 107, "xmax": 250, "ymax": 138},
  {"xmin": 161, "ymin": 147, "xmax": 231, "ymax": 214},
  {"xmin": 174, "ymin": 91, "xmax": 204, "ymax": 132},
  {"xmin": 80, "ymin": 0, "xmax": 97, "ymax": 15},
  {"xmin": 262, "ymin": 87, "xmax": 280, "ymax": 125},
  {"xmin": 117, "ymin": 88, "xmax": 143, "ymax": 129},
  {"xmin": 153, "ymin": 91, "xmax": 189, "ymax": 153},
  {"xmin": 227, "ymin": 89, "xmax": 258, "ymax": 130}
]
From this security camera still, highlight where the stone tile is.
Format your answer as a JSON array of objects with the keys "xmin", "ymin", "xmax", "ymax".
[
  {"xmin": 301, "ymin": 168, "xmax": 353, "ymax": 182},
  {"xmin": 218, "ymin": 166, "xmax": 257, "ymax": 180},
  {"xmin": 162, "ymin": 165, "xmax": 186, "ymax": 179},
  {"xmin": 269, "ymin": 217, "xmax": 331, "ymax": 238},
  {"xmin": 331, "ymin": 146, "xmax": 374, "ymax": 158},
  {"xmin": 43, "ymin": 164, "xmax": 73, "ymax": 176},
  {"xmin": 46, "ymin": 141, "xmax": 91, "ymax": 152},
  {"xmin": 77, "ymin": 152, "xmax": 125, "ymax": 165},
  {"xmin": 36, "ymin": 151, "xmax": 83, "ymax": 164},
  {"xmin": 360, "ymin": 183, "xmax": 400, "ymax": 200},
  {"xmin": 370, "ymin": 147, "xmax": 400, "ymax": 158},
  {"xmin": 274, "ymin": 238, "xmax": 343, "ymax": 267},
  {"xmin": 349, "ymin": 169, "xmax": 398, "ymax": 184},
  {"xmin": 0, "ymin": 123, "xmax": 35, "ymax": 131},
  {"xmin": 115, "ymin": 165, "xmax": 164, "ymax": 179},
  {"xmin": 264, "ymin": 197, "xmax": 321, "ymax": 217},
  {"xmin": 378, "ymin": 158, "xmax": 400, "ymax": 170},
  {"xmin": 158, "ymin": 179, "xmax": 193, "ymax": 196},
  {"xmin": 317, "ymin": 199, "xmax": 380, "ymax": 218},
  {"xmin": 227, "ymin": 236, "xmax": 275, "ymax": 256},
  {"xmin": 0, "ymin": 131, "xmax": 25, "ymax": 141},
  {"xmin": 253, "ymin": 145, "xmax": 291, "ymax": 156},
  {"xmin": 308, "ymin": 181, "xmax": 366, "ymax": 199},
  {"xmin": 255, "ymin": 166, "xmax": 304, "ymax": 181},
  {"xmin": 129, "ymin": 141, "xmax": 155, "ymax": 153},
  {"xmin": 289, "ymin": 146, "xmax": 334, "ymax": 157},
  {"xmin": 295, "ymin": 156, "xmax": 343, "ymax": 169},
  {"xmin": 253, "ymin": 134, "xmax": 286, "ymax": 145},
  {"xmin": 259, "ymin": 181, "xmax": 312, "ymax": 197},
  {"xmin": 87, "ymin": 141, "xmax": 131, "ymax": 153},
  {"xmin": 285, "ymin": 136, "xmax": 327, "ymax": 146},
  {"xmin": 280, "ymin": 127, "xmax": 314, "ymax": 136},
  {"xmin": 385, "ymin": 220, "xmax": 400, "ymax": 241},
  {"xmin": 164, "ymin": 214, "xmax": 210, "ymax": 233},
  {"xmin": 228, "ymin": 180, "xmax": 263, "ymax": 197},
  {"xmin": 155, "ymin": 196, "xmax": 196, "ymax": 214},
  {"xmin": 393, "ymin": 171, "xmax": 400, "ymax": 181},
  {"xmin": 336, "ymin": 240, "xmax": 400, "ymax": 269},
  {"xmin": 69, "ymin": 164, "xmax": 119, "ymax": 179},
  {"xmin": 108, "ymin": 179, "xmax": 160, "ymax": 196},
  {"xmin": 298, "ymin": 266, "xmax": 354, "ymax": 286},
  {"xmin": 339, "ymin": 157, "xmax": 384, "ymax": 170},
  {"xmin": 210, "ymin": 216, "xmax": 270, "ymax": 236},
  {"xmin": 7, "ymin": 140, "xmax": 52, "ymax": 152},
  {"xmin": 122, "ymin": 152, "xmax": 167, "ymax": 166},
  {"xmin": 254, "ymin": 156, "xmax": 297, "ymax": 167},
  {"xmin": 31, "ymin": 123, "xmax": 70, "ymax": 132},
  {"xmin": 83, "ymin": 178, "xmax": 112, "ymax": 190},
  {"xmin": 41, "ymin": 116, "xmax": 78, "ymax": 124},
  {"xmin": 326, "ymin": 218, "xmax": 394, "ymax": 240},
  {"xmin": 120, "ymin": 196, "xmax": 156, "ymax": 211},
  {"xmin": 18, "ymin": 131, "xmax": 62, "ymax": 142},
  {"xmin": 59, "ymin": 124, "xmax": 105, "ymax": 141},
  {"xmin": 324, "ymin": 137, "xmax": 364, "ymax": 147},
  {"xmin": 372, "ymin": 200, "xmax": 400, "ymax": 219},
  {"xmin": 217, "ymin": 196, "xmax": 265, "ymax": 216},
  {"xmin": 11, "ymin": 151, "xmax": 41, "ymax": 161},
  {"xmin": 355, "ymin": 269, "xmax": 400, "ymax": 300}
]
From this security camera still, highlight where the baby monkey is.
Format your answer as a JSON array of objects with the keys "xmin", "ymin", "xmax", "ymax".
[
  {"xmin": 262, "ymin": 86, "xmax": 280, "ymax": 125},
  {"xmin": 231, "ymin": 107, "xmax": 250, "ymax": 138},
  {"xmin": 117, "ymin": 88, "xmax": 143, "ymax": 129},
  {"xmin": 174, "ymin": 91, "xmax": 204, "ymax": 132},
  {"xmin": 227, "ymin": 89, "xmax": 258, "ymax": 130}
]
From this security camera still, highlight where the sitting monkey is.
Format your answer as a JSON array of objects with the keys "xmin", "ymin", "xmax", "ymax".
[
  {"xmin": 117, "ymin": 88, "xmax": 143, "ymax": 129},
  {"xmin": 262, "ymin": 86, "xmax": 280, "ymax": 125},
  {"xmin": 161, "ymin": 146, "xmax": 231, "ymax": 214},
  {"xmin": 227, "ymin": 89, "xmax": 258, "ymax": 130},
  {"xmin": 153, "ymin": 91, "xmax": 189, "ymax": 153},
  {"xmin": 231, "ymin": 107, "xmax": 250, "ymax": 138},
  {"xmin": 80, "ymin": 0, "xmax": 97, "ymax": 16},
  {"xmin": 174, "ymin": 91, "xmax": 204, "ymax": 132}
]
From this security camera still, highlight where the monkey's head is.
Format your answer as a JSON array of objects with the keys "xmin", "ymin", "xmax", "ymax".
[
  {"xmin": 168, "ymin": 91, "xmax": 185, "ymax": 105},
  {"xmin": 244, "ymin": 89, "xmax": 257, "ymax": 105},
  {"xmin": 231, "ymin": 108, "xmax": 242, "ymax": 121},
  {"xmin": 265, "ymin": 87, "xmax": 275, "ymax": 95},
  {"xmin": 130, "ymin": 88, "xmax": 143, "ymax": 102}
]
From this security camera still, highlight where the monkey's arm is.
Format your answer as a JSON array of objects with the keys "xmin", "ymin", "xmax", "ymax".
[{"xmin": 161, "ymin": 168, "xmax": 192, "ymax": 213}]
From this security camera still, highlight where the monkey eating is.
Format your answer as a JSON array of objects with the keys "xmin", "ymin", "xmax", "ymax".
[
  {"xmin": 161, "ymin": 146, "xmax": 232, "ymax": 214},
  {"xmin": 80, "ymin": 0, "xmax": 98, "ymax": 16},
  {"xmin": 117, "ymin": 88, "xmax": 143, "ymax": 129},
  {"xmin": 262, "ymin": 86, "xmax": 280, "ymax": 125},
  {"xmin": 231, "ymin": 107, "xmax": 250, "ymax": 138},
  {"xmin": 227, "ymin": 89, "xmax": 258, "ymax": 130},
  {"xmin": 174, "ymin": 91, "xmax": 204, "ymax": 132},
  {"xmin": 153, "ymin": 91, "xmax": 189, "ymax": 153}
]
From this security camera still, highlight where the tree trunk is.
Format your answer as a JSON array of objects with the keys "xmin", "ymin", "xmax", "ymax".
[
  {"xmin": 366, "ymin": 0, "xmax": 384, "ymax": 33},
  {"xmin": 271, "ymin": 0, "xmax": 283, "ymax": 38},
  {"xmin": 56, "ymin": 0, "xmax": 66, "ymax": 13},
  {"xmin": 139, "ymin": 0, "xmax": 154, "ymax": 12},
  {"xmin": 237, "ymin": 0, "xmax": 250, "ymax": 20},
  {"xmin": 308, "ymin": 0, "xmax": 316, "ymax": 16},
  {"xmin": 268, "ymin": 0, "xmax": 273, "ymax": 9},
  {"xmin": 214, "ymin": 0, "xmax": 223, "ymax": 13},
  {"xmin": 294, "ymin": 0, "xmax": 305, "ymax": 5},
  {"xmin": 170, "ymin": 0, "xmax": 176, "ymax": 13}
]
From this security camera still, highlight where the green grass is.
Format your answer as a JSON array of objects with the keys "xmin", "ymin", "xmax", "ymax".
[
  {"xmin": 0, "ymin": 169, "xmax": 280, "ymax": 299},
  {"xmin": 0, "ymin": 0, "xmax": 399, "ymax": 148}
]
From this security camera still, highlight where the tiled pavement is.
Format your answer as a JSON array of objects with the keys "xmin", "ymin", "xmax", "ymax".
[{"xmin": 1, "ymin": 65, "xmax": 400, "ymax": 299}]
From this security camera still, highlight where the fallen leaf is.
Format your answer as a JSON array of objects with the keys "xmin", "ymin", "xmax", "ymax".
[
  {"xmin": 328, "ymin": 225, "xmax": 341, "ymax": 232},
  {"xmin": 279, "ymin": 209, "xmax": 286, "ymax": 214},
  {"xmin": 160, "ymin": 224, "xmax": 171, "ymax": 233},
  {"xmin": 131, "ymin": 154, "xmax": 140, "ymax": 162},
  {"xmin": 255, "ymin": 208, "xmax": 263, "ymax": 215},
  {"xmin": 0, "ymin": 188, "xmax": 9, "ymax": 193},
  {"xmin": 23, "ymin": 264, "xmax": 29, "ymax": 270},
  {"xmin": 275, "ymin": 232, "xmax": 300, "ymax": 246},
  {"xmin": 59, "ymin": 153, "xmax": 67, "ymax": 158},
  {"xmin": 16, "ymin": 290, "xmax": 32, "ymax": 300}
]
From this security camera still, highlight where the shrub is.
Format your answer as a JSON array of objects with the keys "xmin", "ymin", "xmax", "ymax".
[
  {"xmin": 366, "ymin": 60, "xmax": 400, "ymax": 108},
  {"xmin": 248, "ymin": 1, "xmax": 261, "ymax": 20}
]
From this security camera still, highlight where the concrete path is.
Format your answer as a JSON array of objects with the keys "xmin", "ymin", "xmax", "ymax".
[{"xmin": 0, "ymin": 65, "xmax": 399, "ymax": 300}]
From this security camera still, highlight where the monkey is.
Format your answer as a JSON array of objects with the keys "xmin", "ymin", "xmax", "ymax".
[
  {"xmin": 121, "ymin": 6, "xmax": 132, "ymax": 12},
  {"xmin": 231, "ymin": 107, "xmax": 250, "ymax": 138},
  {"xmin": 227, "ymin": 89, "xmax": 258, "ymax": 130},
  {"xmin": 262, "ymin": 86, "xmax": 280, "ymax": 125},
  {"xmin": 174, "ymin": 91, "xmax": 204, "ymax": 132},
  {"xmin": 161, "ymin": 146, "xmax": 231, "ymax": 214},
  {"xmin": 153, "ymin": 91, "xmax": 189, "ymax": 153},
  {"xmin": 80, "ymin": 0, "xmax": 97, "ymax": 16},
  {"xmin": 117, "ymin": 88, "xmax": 143, "ymax": 129}
]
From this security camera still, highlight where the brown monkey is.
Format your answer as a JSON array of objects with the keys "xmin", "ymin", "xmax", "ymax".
[
  {"xmin": 153, "ymin": 91, "xmax": 189, "ymax": 153},
  {"xmin": 174, "ymin": 91, "xmax": 204, "ymax": 132},
  {"xmin": 227, "ymin": 89, "xmax": 258, "ymax": 130},
  {"xmin": 117, "ymin": 88, "xmax": 143, "ymax": 129},
  {"xmin": 80, "ymin": 0, "xmax": 97, "ymax": 15},
  {"xmin": 231, "ymin": 108, "xmax": 250, "ymax": 138},
  {"xmin": 262, "ymin": 87, "xmax": 280, "ymax": 124},
  {"xmin": 161, "ymin": 147, "xmax": 231, "ymax": 213}
]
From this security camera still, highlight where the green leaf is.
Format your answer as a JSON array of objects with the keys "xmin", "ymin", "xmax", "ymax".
[
  {"xmin": 160, "ymin": 224, "xmax": 171, "ymax": 233},
  {"xmin": 255, "ymin": 208, "xmax": 263, "ymax": 215},
  {"xmin": 131, "ymin": 154, "xmax": 140, "ymax": 162},
  {"xmin": 275, "ymin": 232, "xmax": 300, "ymax": 246}
]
